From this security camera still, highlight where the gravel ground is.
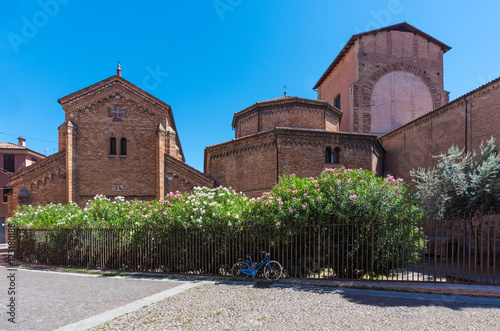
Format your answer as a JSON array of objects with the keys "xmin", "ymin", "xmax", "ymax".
[{"xmin": 91, "ymin": 282, "xmax": 500, "ymax": 330}]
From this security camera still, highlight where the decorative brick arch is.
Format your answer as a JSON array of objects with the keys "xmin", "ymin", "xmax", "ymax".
[{"xmin": 364, "ymin": 63, "xmax": 442, "ymax": 109}]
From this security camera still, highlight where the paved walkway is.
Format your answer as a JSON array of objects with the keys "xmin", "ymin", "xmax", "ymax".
[
  {"xmin": 90, "ymin": 281, "xmax": 500, "ymax": 330},
  {"xmin": 0, "ymin": 266, "xmax": 199, "ymax": 330},
  {"xmin": 2, "ymin": 265, "xmax": 500, "ymax": 330}
]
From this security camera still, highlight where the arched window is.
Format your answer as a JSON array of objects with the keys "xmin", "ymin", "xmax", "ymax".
[
  {"xmin": 325, "ymin": 147, "xmax": 333, "ymax": 163},
  {"xmin": 18, "ymin": 188, "xmax": 30, "ymax": 206},
  {"xmin": 110, "ymin": 137, "xmax": 117, "ymax": 155},
  {"xmin": 334, "ymin": 94, "xmax": 341, "ymax": 110},
  {"xmin": 333, "ymin": 147, "xmax": 340, "ymax": 164},
  {"xmin": 120, "ymin": 138, "xmax": 127, "ymax": 156},
  {"xmin": 325, "ymin": 147, "xmax": 340, "ymax": 164}
]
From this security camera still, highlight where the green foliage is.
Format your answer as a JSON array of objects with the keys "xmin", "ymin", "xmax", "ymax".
[
  {"xmin": 10, "ymin": 168, "xmax": 425, "ymax": 278},
  {"xmin": 411, "ymin": 137, "xmax": 500, "ymax": 219},
  {"xmin": 248, "ymin": 168, "xmax": 422, "ymax": 226},
  {"xmin": 247, "ymin": 168, "xmax": 425, "ymax": 277},
  {"xmin": 9, "ymin": 187, "xmax": 249, "ymax": 229}
]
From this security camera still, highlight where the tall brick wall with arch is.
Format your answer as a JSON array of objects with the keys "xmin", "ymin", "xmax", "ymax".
[
  {"xmin": 317, "ymin": 25, "xmax": 450, "ymax": 136},
  {"xmin": 381, "ymin": 78, "xmax": 500, "ymax": 182}
]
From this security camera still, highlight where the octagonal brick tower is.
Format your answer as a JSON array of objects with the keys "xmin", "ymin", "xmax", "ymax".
[{"xmin": 205, "ymin": 95, "xmax": 384, "ymax": 197}]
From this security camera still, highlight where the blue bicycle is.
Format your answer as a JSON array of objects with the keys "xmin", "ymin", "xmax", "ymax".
[{"xmin": 231, "ymin": 251, "xmax": 283, "ymax": 281}]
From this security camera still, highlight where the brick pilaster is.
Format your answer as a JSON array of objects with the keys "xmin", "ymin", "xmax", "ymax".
[
  {"xmin": 156, "ymin": 124, "xmax": 166, "ymax": 199},
  {"xmin": 66, "ymin": 121, "xmax": 77, "ymax": 203}
]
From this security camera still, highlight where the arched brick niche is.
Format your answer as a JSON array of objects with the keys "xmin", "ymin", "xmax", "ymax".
[{"xmin": 369, "ymin": 71, "xmax": 433, "ymax": 135}]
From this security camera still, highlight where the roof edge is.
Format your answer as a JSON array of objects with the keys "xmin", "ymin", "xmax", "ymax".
[
  {"xmin": 231, "ymin": 96, "xmax": 342, "ymax": 129},
  {"xmin": 313, "ymin": 22, "xmax": 452, "ymax": 90}
]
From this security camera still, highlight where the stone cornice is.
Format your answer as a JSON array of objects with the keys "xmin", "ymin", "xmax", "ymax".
[{"xmin": 206, "ymin": 128, "xmax": 384, "ymax": 160}]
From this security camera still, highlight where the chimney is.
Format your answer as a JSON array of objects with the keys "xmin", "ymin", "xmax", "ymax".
[
  {"xmin": 117, "ymin": 62, "xmax": 122, "ymax": 77},
  {"xmin": 18, "ymin": 137, "xmax": 26, "ymax": 147}
]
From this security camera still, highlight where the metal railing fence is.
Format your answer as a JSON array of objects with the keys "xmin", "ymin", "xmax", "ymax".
[{"xmin": 15, "ymin": 216, "xmax": 500, "ymax": 284}]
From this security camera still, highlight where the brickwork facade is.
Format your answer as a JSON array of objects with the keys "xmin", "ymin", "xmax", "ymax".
[
  {"xmin": 206, "ymin": 96, "xmax": 383, "ymax": 196},
  {"xmin": 381, "ymin": 77, "xmax": 500, "ymax": 182},
  {"xmin": 315, "ymin": 23, "xmax": 451, "ymax": 135},
  {"xmin": 232, "ymin": 97, "xmax": 341, "ymax": 139},
  {"xmin": 8, "ymin": 72, "xmax": 213, "ymax": 215}
]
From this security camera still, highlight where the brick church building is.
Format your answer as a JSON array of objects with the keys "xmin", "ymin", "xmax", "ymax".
[
  {"xmin": 7, "ymin": 65, "xmax": 213, "ymax": 214},
  {"xmin": 6, "ymin": 22, "xmax": 500, "ymax": 213},
  {"xmin": 204, "ymin": 22, "xmax": 500, "ymax": 195}
]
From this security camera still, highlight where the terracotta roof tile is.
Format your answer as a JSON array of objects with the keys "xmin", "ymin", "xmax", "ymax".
[{"xmin": 0, "ymin": 142, "xmax": 27, "ymax": 150}]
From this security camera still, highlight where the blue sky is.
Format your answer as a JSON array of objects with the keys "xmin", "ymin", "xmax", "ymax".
[{"xmin": 1, "ymin": 0, "xmax": 499, "ymax": 172}]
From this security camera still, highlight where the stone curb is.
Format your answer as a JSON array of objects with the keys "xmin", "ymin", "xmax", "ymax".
[{"xmin": 9, "ymin": 261, "xmax": 500, "ymax": 299}]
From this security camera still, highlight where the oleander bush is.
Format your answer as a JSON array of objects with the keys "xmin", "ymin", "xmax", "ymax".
[{"xmin": 9, "ymin": 168, "xmax": 425, "ymax": 278}]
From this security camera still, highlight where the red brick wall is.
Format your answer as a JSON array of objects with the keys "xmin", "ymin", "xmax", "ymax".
[
  {"xmin": 381, "ymin": 80, "xmax": 500, "ymax": 182},
  {"xmin": 165, "ymin": 154, "xmax": 214, "ymax": 194},
  {"xmin": 234, "ymin": 100, "xmax": 341, "ymax": 139},
  {"xmin": 205, "ymin": 132, "xmax": 278, "ymax": 194},
  {"xmin": 73, "ymin": 102, "xmax": 158, "ymax": 204},
  {"xmin": 58, "ymin": 82, "xmax": 185, "ymax": 205},
  {"xmin": 318, "ymin": 45, "xmax": 357, "ymax": 132},
  {"xmin": 236, "ymin": 113, "xmax": 258, "ymax": 139},
  {"xmin": 205, "ymin": 129, "xmax": 383, "ymax": 195},
  {"xmin": 318, "ymin": 30, "xmax": 448, "ymax": 135},
  {"xmin": 22, "ymin": 172, "xmax": 66, "ymax": 207}
]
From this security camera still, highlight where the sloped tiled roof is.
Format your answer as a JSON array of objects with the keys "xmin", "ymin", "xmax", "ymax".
[
  {"xmin": 0, "ymin": 142, "xmax": 26, "ymax": 149},
  {"xmin": 313, "ymin": 22, "xmax": 452, "ymax": 90},
  {"xmin": 0, "ymin": 142, "xmax": 45, "ymax": 158}
]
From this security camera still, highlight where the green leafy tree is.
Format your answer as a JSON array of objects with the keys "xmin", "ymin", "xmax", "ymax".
[
  {"xmin": 411, "ymin": 137, "xmax": 500, "ymax": 220},
  {"xmin": 411, "ymin": 137, "xmax": 500, "ymax": 264}
]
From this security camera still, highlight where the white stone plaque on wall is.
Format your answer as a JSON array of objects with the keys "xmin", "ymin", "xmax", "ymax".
[{"xmin": 112, "ymin": 183, "xmax": 124, "ymax": 191}]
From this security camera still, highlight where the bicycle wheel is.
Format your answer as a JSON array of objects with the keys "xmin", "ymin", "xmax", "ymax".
[
  {"xmin": 231, "ymin": 261, "xmax": 250, "ymax": 280},
  {"xmin": 264, "ymin": 261, "xmax": 282, "ymax": 281}
]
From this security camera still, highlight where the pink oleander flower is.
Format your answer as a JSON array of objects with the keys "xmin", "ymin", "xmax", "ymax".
[
  {"xmin": 162, "ymin": 211, "xmax": 167, "ymax": 215},
  {"xmin": 317, "ymin": 196, "xmax": 321, "ymax": 200},
  {"xmin": 349, "ymin": 195, "xmax": 357, "ymax": 199},
  {"xmin": 302, "ymin": 204, "xmax": 306, "ymax": 208},
  {"xmin": 289, "ymin": 209, "xmax": 294, "ymax": 213},
  {"xmin": 129, "ymin": 211, "xmax": 133, "ymax": 215},
  {"xmin": 337, "ymin": 180, "xmax": 341, "ymax": 183},
  {"xmin": 275, "ymin": 222, "xmax": 280, "ymax": 226}
]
